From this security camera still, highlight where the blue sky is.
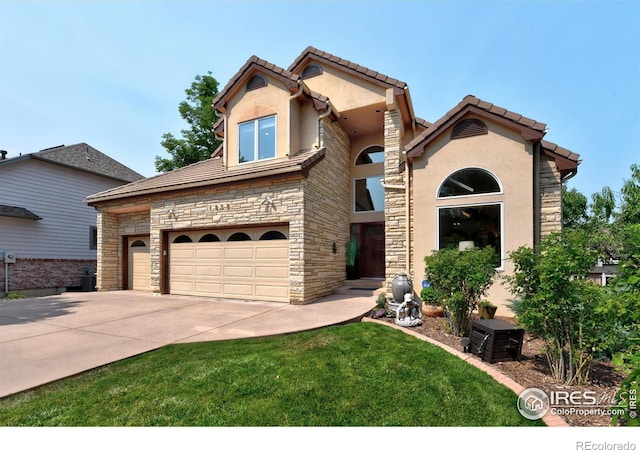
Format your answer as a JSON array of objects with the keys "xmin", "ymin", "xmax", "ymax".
[{"xmin": 1, "ymin": 0, "xmax": 638, "ymax": 201}]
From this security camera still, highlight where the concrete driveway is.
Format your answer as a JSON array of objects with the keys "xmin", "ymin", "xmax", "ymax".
[{"xmin": 0, "ymin": 290, "xmax": 374, "ymax": 398}]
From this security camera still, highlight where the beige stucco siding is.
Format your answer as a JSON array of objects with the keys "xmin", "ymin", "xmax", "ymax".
[
  {"xmin": 226, "ymin": 79, "xmax": 291, "ymax": 167},
  {"xmin": 301, "ymin": 67, "xmax": 386, "ymax": 113},
  {"xmin": 411, "ymin": 118, "xmax": 535, "ymax": 311}
]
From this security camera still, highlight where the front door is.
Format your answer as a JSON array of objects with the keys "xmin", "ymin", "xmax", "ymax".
[{"xmin": 359, "ymin": 223, "xmax": 385, "ymax": 278}]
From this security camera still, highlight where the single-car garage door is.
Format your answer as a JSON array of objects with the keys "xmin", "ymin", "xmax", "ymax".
[
  {"xmin": 169, "ymin": 226, "xmax": 289, "ymax": 302},
  {"xmin": 128, "ymin": 237, "xmax": 151, "ymax": 291}
]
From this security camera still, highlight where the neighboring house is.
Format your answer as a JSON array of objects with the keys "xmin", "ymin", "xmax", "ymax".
[
  {"xmin": 87, "ymin": 46, "xmax": 580, "ymax": 312},
  {"xmin": 0, "ymin": 143, "xmax": 144, "ymax": 297}
]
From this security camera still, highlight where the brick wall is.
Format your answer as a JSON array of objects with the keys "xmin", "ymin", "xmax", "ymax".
[{"xmin": 0, "ymin": 258, "xmax": 96, "ymax": 292}]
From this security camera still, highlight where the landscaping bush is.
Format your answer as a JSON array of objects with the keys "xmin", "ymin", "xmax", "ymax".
[
  {"xmin": 423, "ymin": 246, "xmax": 497, "ymax": 336},
  {"xmin": 506, "ymin": 230, "xmax": 622, "ymax": 385}
]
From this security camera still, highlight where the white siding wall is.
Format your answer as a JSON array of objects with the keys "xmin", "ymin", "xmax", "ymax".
[{"xmin": 0, "ymin": 159, "xmax": 127, "ymax": 259}]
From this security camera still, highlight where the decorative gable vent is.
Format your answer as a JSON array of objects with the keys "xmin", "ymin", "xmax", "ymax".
[
  {"xmin": 246, "ymin": 74, "xmax": 268, "ymax": 92},
  {"xmin": 300, "ymin": 63, "xmax": 323, "ymax": 79},
  {"xmin": 451, "ymin": 118, "xmax": 488, "ymax": 139}
]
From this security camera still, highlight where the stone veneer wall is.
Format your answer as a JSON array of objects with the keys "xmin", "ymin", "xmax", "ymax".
[
  {"xmin": 383, "ymin": 109, "xmax": 407, "ymax": 293},
  {"xmin": 97, "ymin": 178, "xmax": 305, "ymax": 298},
  {"xmin": 300, "ymin": 118, "xmax": 351, "ymax": 302},
  {"xmin": 150, "ymin": 177, "xmax": 305, "ymax": 298},
  {"xmin": 539, "ymin": 153, "xmax": 563, "ymax": 238},
  {"xmin": 96, "ymin": 209, "xmax": 119, "ymax": 291}
]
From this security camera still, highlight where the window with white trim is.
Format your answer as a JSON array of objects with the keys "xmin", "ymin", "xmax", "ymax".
[
  {"xmin": 437, "ymin": 168, "xmax": 503, "ymax": 268},
  {"xmin": 239, "ymin": 115, "xmax": 276, "ymax": 163}
]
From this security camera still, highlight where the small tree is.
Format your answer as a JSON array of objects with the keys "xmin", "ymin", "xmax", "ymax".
[
  {"xmin": 424, "ymin": 246, "xmax": 497, "ymax": 336},
  {"xmin": 506, "ymin": 230, "xmax": 619, "ymax": 385}
]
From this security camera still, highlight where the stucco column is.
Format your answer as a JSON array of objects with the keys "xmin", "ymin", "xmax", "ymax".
[{"xmin": 384, "ymin": 108, "xmax": 407, "ymax": 294}]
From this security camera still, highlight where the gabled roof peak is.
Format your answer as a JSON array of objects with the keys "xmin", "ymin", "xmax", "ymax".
[{"xmin": 289, "ymin": 46, "xmax": 407, "ymax": 92}]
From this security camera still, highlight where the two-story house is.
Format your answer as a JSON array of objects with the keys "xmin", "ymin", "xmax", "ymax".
[
  {"xmin": 86, "ymin": 47, "xmax": 579, "ymax": 311},
  {"xmin": 1, "ymin": 143, "xmax": 144, "ymax": 297}
]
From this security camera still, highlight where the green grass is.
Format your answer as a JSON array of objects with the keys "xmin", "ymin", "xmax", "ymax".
[{"xmin": 0, "ymin": 322, "xmax": 543, "ymax": 426}]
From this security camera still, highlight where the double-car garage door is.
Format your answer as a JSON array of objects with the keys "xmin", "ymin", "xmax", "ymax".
[{"xmin": 168, "ymin": 226, "xmax": 289, "ymax": 302}]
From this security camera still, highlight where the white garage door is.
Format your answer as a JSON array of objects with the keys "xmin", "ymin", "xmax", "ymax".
[
  {"xmin": 128, "ymin": 237, "xmax": 151, "ymax": 291},
  {"xmin": 169, "ymin": 226, "xmax": 289, "ymax": 302}
]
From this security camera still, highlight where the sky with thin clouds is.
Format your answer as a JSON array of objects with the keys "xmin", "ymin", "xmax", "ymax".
[{"xmin": 1, "ymin": 0, "xmax": 638, "ymax": 201}]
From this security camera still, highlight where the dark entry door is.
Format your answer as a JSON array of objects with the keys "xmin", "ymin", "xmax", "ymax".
[{"xmin": 359, "ymin": 223, "xmax": 385, "ymax": 278}]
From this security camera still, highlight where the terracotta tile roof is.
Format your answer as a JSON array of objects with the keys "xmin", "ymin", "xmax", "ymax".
[
  {"xmin": 214, "ymin": 55, "xmax": 300, "ymax": 110},
  {"xmin": 288, "ymin": 46, "xmax": 407, "ymax": 91},
  {"xmin": 0, "ymin": 204, "xmax": 42, "ymax": 220},
  {"xmin": 541, "ymin": 139, "xmax": 580, "ymax": 163},
  {"xmin": 0, "ymin": 143, "xmax": 144, "ymax": 183},
  {"xmin": 406, "ymin": 95, "xmax": 549, "ymax": 158},
  {"xmin": 87, "ymin": 148, "xmax": 326, "ymax": 204},
  {"xmin": 541, "ymin": 139, "xmax": 581, "ymax": 180}
]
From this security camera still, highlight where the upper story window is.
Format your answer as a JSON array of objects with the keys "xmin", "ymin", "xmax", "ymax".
[
  {"xmin": 300, "ymin": 64, "xmax": 323, "ymax": 79},
  {"xmin": 239, "ymin": 115, "xmax": 276, "ymax": 163},
  {"xmin": 355, "ymin": 146, "xmax": 385, "ymax": 165},
  {"xmin": 438, "ymin": 168, "xmax": 501, "ymax": 198},
  {"xmin": 246, "ymin": 74, "xmax": 268, "ymax": 91}
]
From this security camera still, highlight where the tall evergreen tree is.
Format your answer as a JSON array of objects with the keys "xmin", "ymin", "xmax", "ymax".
[{"xmin": 155, "ymin": 72, "xmax": 221, "ymax": 172}]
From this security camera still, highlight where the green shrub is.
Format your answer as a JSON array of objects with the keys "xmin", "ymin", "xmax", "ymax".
[
  {"xmin": 423, "ymin": 246, "xmax": 497, "ymax": 336},
  {"xmin": 506, "ymin": 230, "xmax": 622, "ymax": 385},
  {"xmin": 419, "ymin": 287, "xmax": 439, "ymax": 305}
]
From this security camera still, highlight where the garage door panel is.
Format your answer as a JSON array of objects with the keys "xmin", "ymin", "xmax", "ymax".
[
  {"xmin": 255, "ymin": 266, "xmax": 288, "ymax": 279},
  {"xmin": 195, "ymin": 282, "xmax": 222, "ymax": 295},
  {"xmin": 224, "ymin": 247, "xmax": 254, "ymax": 259},
  {"xmin": 169, "ymin": 227, "xmax": 289, "ymax": 302},
  {"xmin": 255, "ymin": 285, "xmax": 289, "ymax": 299},
  {"xmin": 255, "ymin": 246, "xmax": 288, "ymax": 259},
  {"xmin": 195, "ymin": 265, "xmax": 222, "ymax": 277},
  {"xmin": 171, "ymin": 281, "xmax": 195, "ymax": 293},
  {"xmin": 196, "ymin": 247, "xmax": 223, "ymax": 259},
  {"xmin": 223, "ymin": 283, "xmax": 254, "ymax": 296},
  {"xmin": 171, "ymin": 247, "xmax": 196, "ymax": 259},
  {"xmin": 171, "ymin": 264, "xmax": 195, "ymax": 276},
  {"xmin": 223, "ymin": 265, "xmax": 254, "ymax": 277}
]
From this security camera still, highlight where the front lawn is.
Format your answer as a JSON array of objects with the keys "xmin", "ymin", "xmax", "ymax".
[{"xmin": 0, "ymin": 322, "xmax": 542, "ymax": 426}]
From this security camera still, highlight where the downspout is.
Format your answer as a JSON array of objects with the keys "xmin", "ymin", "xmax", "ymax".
[
  {"xmin": 288, "ymin": 81, "xmax": 304, "ymax": 155},
  {"xmin": 404, "ymin": 150, "xmax": 411, "ymax": 276},
  {"xmin": 317, "ymin": 102, "xmax": 332, "ymax": 148}
]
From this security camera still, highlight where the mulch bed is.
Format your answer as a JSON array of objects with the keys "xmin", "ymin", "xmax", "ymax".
[{"xmin": 373, "ymin": 313, "xmax": 626, "ymax": 427}]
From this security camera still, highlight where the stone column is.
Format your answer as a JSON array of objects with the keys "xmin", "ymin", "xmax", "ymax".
[
  {"xmin": 96, "ymin": 210, "xmax": 119, "ymax": 291},
  {"xmin": 384, "ymin": 107, "xmax": 407, "ymax": 294}
]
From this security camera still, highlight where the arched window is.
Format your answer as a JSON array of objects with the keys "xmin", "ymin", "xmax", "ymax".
[
  {"xmin": 228, "ymin": 232, "xmax": 252, "ymax": 241},
  {"xmin": 199, "ymin": 233, "xmax": 221, "ymax": 242},
  {"xmin": 438, "ymin": 168, "xmax": 501, "ymax": 198},
  {"xmin": 300, "ymin": 64, "xmax": 323, "ymax": 79},
  {"xmin": 355, "ymin": 146, "xmax": 384, "ymax": 165},
  {"xmin": 451, "ymin": 118, "xmax": 488, "ymax": 139},
  {"xmin": 259, "ymin": 230, "xmax": 287, "ymax": 240},
  {"xmin": 130, "ymin": 240, "xmax": 147, "ymax": 247},
  {"xmin": 172, "ymin": 235, "xmax": 193, "ymax": 243},
  {"xmin": 246, "ymin": 74, "xmax": 267, "ymax": 91}
]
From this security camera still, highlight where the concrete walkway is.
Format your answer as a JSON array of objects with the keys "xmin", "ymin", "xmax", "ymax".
[{"xmin": 0, "ymin": 290, "xmax": 375, "ymax": 398}]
